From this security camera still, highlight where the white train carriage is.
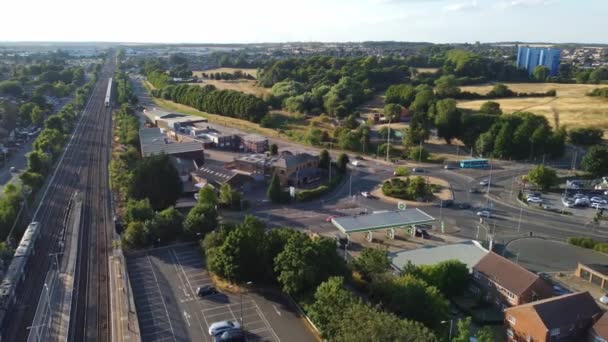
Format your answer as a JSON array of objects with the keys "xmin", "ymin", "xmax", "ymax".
[{"xmin": 105, "ymin": 77, "xmax": 113, "ymax": 107}]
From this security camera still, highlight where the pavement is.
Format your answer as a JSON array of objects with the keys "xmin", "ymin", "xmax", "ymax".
[{"xmin": 126, "ymin": 244, "xmax": 316, "ymax": 342}]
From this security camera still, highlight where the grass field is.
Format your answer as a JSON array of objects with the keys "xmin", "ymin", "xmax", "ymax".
[
  {"xmin": 414, "ymin": 67, "xmax": 440, "ymax": 74},
  {"xmin": 458, "ymin": 83, "xmax": 608, "ymax": 132},
  {"xmin": 191, "ymin": 68, "xmax": 268, "ymax": 97}
]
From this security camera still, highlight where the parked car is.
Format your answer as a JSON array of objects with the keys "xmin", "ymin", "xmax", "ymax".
[
  {"xmin": 458, "ymin": 203, "xmax": 471, "ymax": 210},
  {"xmin": 591, "ymin": 203, "xmax": 608, "ymax": 210},
  {"xmin": 412, "ymin": 168, "xmax": 424, "ymax": 173},
  {"xmin": 575, "ymin": 198, "xmax": 590, "ymax": 207},
  {"xmin": 476, "ymin": 210, "xmax": 491, "ymax": 218},
  {"xmin": 444, "ymin": 164, "xmax": 454, "ymax": 170},
  {"xmin": 600, "ymin": 294, "xmax": 608, "ymax": 305},
  {"xmin": 415, "ymin": 228, "xmax": 430, "ymax": 239},
  {"xmin": 213, "ymin": 328, "xmax": 245, "ymax": 342},
  {"xmin": 361, "ymin": 191, "xmax": 377, "ymax": 199},
  {"xmin": 351, "ymin": 160, "xmax": 362, "ymax": 167},
  {"xmin": 553, "ymin": 285, "xmax": 571, "ymax": 296},
  {"xmin": 591, "ymin": 197, "xmax": 607, "ymax": 204},
  {"xmin": 197, "ymin": 285, "xmax": 218, "ymax": 298},
  {"xmin": 526, "ymin": 192, "xmax": 541, "ymax": 199},
  {"xmin": 479, "ymin": 180, "xmax": 489, "ymax": 186},
  {"xmin": 9, "ymin": 166, "xmax": 16, "ymax": 173},
  {"xmin": 527, "ymin": 197, "xmax": 543, "ymax": 204},
  {"xmin": 208, "ymin": 321, "xmax": 241, "ymax": 336},
  {"xmin": 469, "ymin": 188, "xmax": 480, "ymax": 194}
]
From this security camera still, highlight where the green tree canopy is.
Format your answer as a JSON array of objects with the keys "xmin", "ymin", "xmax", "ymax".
[
  {"xmin": 527, "ymin": 165, "xmax": 559, "ymax": 190},
  {"xmin": 129, "ymin": 154, "xmax": 181, "ymax": 210},
  {"xmin": 434, "ymin": 99, "xmax": 462, "ymax": 144},
  {"xmin": 124, "ymin": 198, "xmax": 154, "ymax": 224},
  {"xmin": 183, "ymin": 203, "xmax": 218, "ymax": 239},
  {"xmin": 337, "ymin": 153, "xmax": 349, "ymax": 174},
  {"xmin": 307, "ymin": 276, "xmax": 357, "ymax": 338},
  {"xmin": 434, "ymin": 75, "xmax": 461, "ymax": 98},
  {"xmin": 319, "ymin": 149, "xmax": 330, "ymax": 169},
  {"xmin": 383, "ymin": 103, "xmax": 402, "ymax": 122},
  {"xmin": 568, "ymin": 127, "xmax": 603, "ymax": 146},
  {"xmin": 479, "ymin": 101, "xmax": 502, "ymax": 115},
  {"xmin": 122, "ymin": 221, "xmax": 148, "ymax": 249},
  {"xmin": 533, "ymin": 65, "xmax": 550, "ymax": 82},
  {"xmin": 352, "ymin": 247, "xmax": 391, "ymax": 281},
  {"xmin": 582, "ymin": 145, "xmax": 608, "ymax": 177}
]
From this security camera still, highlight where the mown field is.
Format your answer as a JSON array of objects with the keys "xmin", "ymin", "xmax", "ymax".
[
  {"xmin": 457, "ymin": 83, "xmax": 608, "ymax": 132},
  {"xmin": 191, "ymin": 69, "xmax": 267, "ymax": 97}
]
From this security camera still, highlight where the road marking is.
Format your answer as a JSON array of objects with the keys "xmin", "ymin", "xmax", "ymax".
[
  {"xmin": 183, "ymin": 310, "xmax": 192, "ymax": 327},
  {"xmin": 272, "ymin": 305, "xmax": 281, "ymax": 316},
  {"xmin": 146, "ymin": 256, "xmax": 177, "ymax": 342}
]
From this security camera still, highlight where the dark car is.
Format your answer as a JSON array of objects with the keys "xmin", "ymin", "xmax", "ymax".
[
  {"xmin": 415, "ymin": 228, "xmax": 430, "ymax": 239},
  {"xmin": 458, "ymin": 203, "xmax": 471, "ymax": 210},
  {"xmin": 469, "ymin": 188, "xmax": 480, "ymax": 194},
  {"xmin": 213, "ymin": 328, "xmax": 245, "ymax": 342},
  {"xmin": 197, "ymin": 285, "xmax": 218, "ymax": 298}
]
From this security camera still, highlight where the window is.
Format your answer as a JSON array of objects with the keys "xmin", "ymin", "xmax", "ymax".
[{"xmin": 507, "ymin": 314, "xmax": 517, "ymax": 325}]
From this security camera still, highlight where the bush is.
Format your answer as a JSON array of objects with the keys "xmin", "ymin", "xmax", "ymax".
[
  {"xmin": 568, "ymin": 127, "xmax": 604, "ymax": 146},
  {"xmin": 394, "ymin": 166, "xmax": 410, "ymax": 177},
  {"xmin": 407, "ymin": 146, "xmax": 429, "ymax": 162},
  {"xmin": 567, "ymin": 237, "xmax": 598, "ymax": 249},
  {"xmin": 296, "ymin": 185, "xmax": 329, "ymax": 201},
  {"xmin": 382, "ymin": 176, "xmax": 433, "ymax": 201}
]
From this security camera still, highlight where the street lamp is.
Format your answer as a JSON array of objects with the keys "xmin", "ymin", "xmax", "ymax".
[
  {"xmin": 240, "ymin": 281, "xmax": 253, "ymax": 326},
  {"xmin": 441, "ymin": 319, "xmax": 454, "ymax": 341}
]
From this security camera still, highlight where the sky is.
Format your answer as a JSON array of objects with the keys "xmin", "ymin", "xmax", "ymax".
[{"xmin": 1, "ymin": 0, "xmax": 606, "ymax": 44}]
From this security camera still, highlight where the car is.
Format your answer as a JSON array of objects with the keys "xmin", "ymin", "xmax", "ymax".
[
  {"xmin": 526, "ymin": 197, "xmax": 543, "ymax": 204},
  {"xmin": 605, "ymin": 190, "xmax": 608, "ymax": 196},
  {"xmin": 9, "ymin": 166, "xmax": 16, "ymax": 173},
  {"xmin": 600, "ymin": 294, "xmax": 608, "ymax": 305},
  {"xmin": 591, "ymin": 203, "xmax": 608, "ymax": 210},
  {"xmin": 526, "ymin": 192, "xmax": 541, "ymax": 199},
  {"xmin": 591, "ymin": 197, "xmax": 608, "ymax": 204},
  {"xmin": 575, "ymin": 198, "xmax": 590, "ymax": 206},
  {"xmin": 553, "ymin": 285, "xmax": 571, "ymax": 296},
  {"xmin": 197, "ymin": 285, "xmax": 218, "ymax": 297},
  {"xmin": 479, "ymin": 180, "xmax": 489, "ymax": 186},
  {"xmin": 444, "ymin": 164, "xmax": 454, "ymax": 170},
  {"xmin": 415, "ymin": 228, "xmax": 430, "ymax": 239},
  {"xmin": 213, "ymin": 328, "xmax": 245, "ymax": 342},
  {"xmin": 351, "ymin": 160, "xmax": 362, "ymax": 167},
  {"xmin": 361, "ymin": 191, "xmax": 370, "ymax": 198},
  {"xmin": 476, "ymin": 210, "xmax": 491, "ymax": 218},
  {"xmin": 412, "ymin": 168, "xmax": 424, "ymax": 173},
  {"xmin": 458, "ymin": 203, "xmax": 471, "ymax": 210},
  {"xmin": 208, "ymin": 320, "xmax": 241, "ymax": 336},
  {"xmin": 469, "ymin": 188, "xmax": 480, "ymax": 194}
]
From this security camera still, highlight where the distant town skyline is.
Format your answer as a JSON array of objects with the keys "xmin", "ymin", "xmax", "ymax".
[{"xmin": 1, "ymin": 0, "xmax": 607, "ymax": 44}]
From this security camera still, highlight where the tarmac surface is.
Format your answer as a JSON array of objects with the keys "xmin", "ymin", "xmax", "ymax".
[{"xmin": 126, "ymin": 244, "xmax": 316, "ymax": 342}]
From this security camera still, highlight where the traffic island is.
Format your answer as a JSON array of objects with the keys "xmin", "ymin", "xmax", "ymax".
[{"xmin": 370, "ymin": 175, "xmax": 453, "ymax": 207}]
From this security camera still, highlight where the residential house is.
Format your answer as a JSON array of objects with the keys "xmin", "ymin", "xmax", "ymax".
[
  {"xmin": 504, "ymin": 292, "xmax": 602, "ymax": 342},
  {"xmin": 271, "ymin": 152, "xmax": 320, "ymax": 186},
  {"xmin": 589, "ymin": 312, "xmax": 608, "ymax": 342},
  {"xmin": 191, "ymin": 164, "xmax": 254, "ymax": 193},
  {"xmin": 472, "ymin": 252, "xmax": 553, "ymax": 309}
]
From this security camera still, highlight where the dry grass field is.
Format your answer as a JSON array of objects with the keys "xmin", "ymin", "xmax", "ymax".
[
  {"xmin": 458, "ymin": 83, "xmax": 608, "ymax": 132},
  {"xmin": 191, "ymin": 68, "xmax": 267, "ymax": 97},
  {"xmin": 415, "ymin": 67, "xmax": 440, "ymax": 74}
]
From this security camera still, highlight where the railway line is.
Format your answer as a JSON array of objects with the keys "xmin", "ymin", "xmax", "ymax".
[{"xmin": 1, "ymin": 55, "xmax": 115, "ymax": 341}]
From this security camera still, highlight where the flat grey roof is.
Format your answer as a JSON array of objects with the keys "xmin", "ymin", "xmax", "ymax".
[
  {"xmin": 331, "ymin": 208, "xmax": 435, "ymax": 234},
  {"xmin": 390, "ymin": 240, "xmax": 489, "ymax": 271},
  {"xmin": 139, "ymin": 128, "xmax": 204, "ymax": 157}
]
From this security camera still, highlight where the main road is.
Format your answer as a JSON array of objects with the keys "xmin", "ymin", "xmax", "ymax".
[{"xmin": 3, "ymin": 55, "xmax": 115, "ymax": 341}]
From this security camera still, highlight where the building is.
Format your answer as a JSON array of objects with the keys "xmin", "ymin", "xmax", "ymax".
[
  {"xmin": 184, "ymin": 126, "xmax": 240, "ymax": 150},
  {"xmin": 242, "ymin": 134, "xmax": 268, "ymax": 153},
  {"xmin": 139, "ymin": 127, "xmax": 205, "ymax": 162},
  {"xmin": 142, "ymin": 108, "xmax": 207, "ymax": 131},
  {"xmin": 191, "ymin": 164, "xmax": 254, "ymax": 192},
  {"xmin": 390, "ymin": 240, "xmax": 489, "ymax": 272},
  {"xmin": 504, "ymin": 292, "xmax": 602, "ymax": 342},
  {"xmin": 516, "ymin": 46, "xmax": 561, "ymax": 77},
  {"xmin": 472, "ymin": 252, "xmax": 553, "ymax": 309},
  {"xmin": 271, "ymin": 152, "xmax": 320, "ymax": 186},
  {"xmin": 589, "ymin": 313, "xmax": 608, "ymax": 342},
  {"xmin": 575, "ymin": 263, "xmax": 608, "ymax": 291}
]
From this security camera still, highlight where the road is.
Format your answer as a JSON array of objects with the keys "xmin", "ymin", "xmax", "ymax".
[{"xmin": 1, "ymin": 58, "xmax": 114, "ymax": 341}]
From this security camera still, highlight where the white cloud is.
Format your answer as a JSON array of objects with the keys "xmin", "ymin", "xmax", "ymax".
[
  {"xmin": 443, "ymin": 0, "xmax": 479, "ymax": 11},
  {"xmin": 498, "ymin": 0, "xmax": 552, "ymax": 9}
]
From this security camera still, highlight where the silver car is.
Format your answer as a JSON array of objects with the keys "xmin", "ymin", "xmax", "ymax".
[{"xmin": 208, "ymin": 320, "xmax": 241, "ymax": 336}]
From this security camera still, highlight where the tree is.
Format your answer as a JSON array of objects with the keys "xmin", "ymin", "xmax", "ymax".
[
  {"xmin": 533, "ymin": 65, "xmax": 550, "ymax": 82},
  {"xmin": 407, "ymin": 146, "xmax": 429, "ymax": 162},
  {"xmin": 479, "ymin": 101, "xmax": 502, "ymax": 115},
  {"xmin": 307, "ymin": 277, "xmax": 356, "ymax": 338},
  {"xmin": 476, "ymin": 326, "xmax": 494, "ymax": 342},
  {"xmin": 352, "ymin": 247, "xmax": 391, "ymax": 281},
  {"xmin": 267, "ymin": 172, "xmax": 286, "ymax": 203},
  {"xmin": 319, "ymin": 149, "xmax": 330, "ymax": 169},
  {"xmin": 129, "ymin": 154, "xmax": 181, "ymax": 210},
  {"xmin": 487, "ymin": 84, "xmax": 513, "ymax": 98},
  {"xmin": 582, "ymin": 145, "xmax": 608, "ymax": 177},
  {"xmin": 122, "ymin": 221, "xmax": 148, "ymax": 249},
  {"xmin": 197, "ymin": 185, "xmax": 218, "ymax": 207},
  {"xmin": 383, "ymin": 104, "xmax": 402, "ymax": 122},
  {"xmin": 406, "ymin": 260, "xmax": 470, "ymax": 298},
  {"xmin": 30, "ymin": 106, "xmax": 44, "ymax": 125},
  {"xmin": 270, "ymin": 143, "xmax": 278, "ymax": 156},
  {"xmin": 568, "ymin": 127, "xmax": 604, "ymax": 146},
  {"xmin": 183, "ymin": 203, "xmax": 218, "ymax": 239},
  {"xmin": 453, "ymin": 317, "xmax": 472, "ymax": 342},
  {"xmin": 434, "ymin": 99, "xmax": 462, "ymax": 144},
  {"xmin": 527, "ymin": 165, "xmax": 559, "ymax": 190},
  {"xmin": 274, "ymin": 234, "xmax": 346, "ymax": 295},
  {"xmin": 434, "ymin": 75, "xmax": 461, "ymax": 98},
  {"xmin": 148, "ymin": 206, "xmax": 183, "ymax": 243},
  {"xmin": 219, "ymin": 183, "xmax": 242, "ymax": 209},
  {"xmin": 337, "ymin": 153, "xmax": 349, "ymax": 174},
  {"xmin": 124, "ymin": 198, "xmax": 154, "ymax": 224}
]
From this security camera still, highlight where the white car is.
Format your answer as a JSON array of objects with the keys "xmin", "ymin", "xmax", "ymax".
[
  {"xmin": 527, "ymin": 197, "xmax": 543, "ymax": 204},
  {"xmin": 476, "ymin": 210, "xmax": 491, "ymax": 218},
  {"xmin": 600, "ymin": 294, "xmax": 608, "ymax": 305},
  {"xmin": 591, "ymin": 197, "xmax": 607, "ymax": 204},
  {"xmin": 479, "ymin": 180, "xmax": 489, "ymax": 186},
  {"xmin": 361, "ymin": 191, "xmax": 370, "ymax": 198},
  {"xmin": 208, "ymin": 320, "xmax": 241, "ymax": 336},
  {"xmin": 591, "ymin": 203, "xmax": 608, "ymax": 210}
]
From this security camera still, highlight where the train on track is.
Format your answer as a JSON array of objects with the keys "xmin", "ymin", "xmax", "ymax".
[
  {"xmin": 0, "ymin": 222, "xmax": 42, "ymax": 333},
  {"xmin": 104, "ymin": 77, "xmax": 112, "ymax": 107}
]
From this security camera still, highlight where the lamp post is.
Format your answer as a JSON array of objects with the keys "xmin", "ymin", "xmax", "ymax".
[
  {"xmin": 441, "ymin": 319, "xmax": 454, "ymax": 341},
  {"xmin": 240, "ymin": 281, "xmax": 252, "ymax": 326}
]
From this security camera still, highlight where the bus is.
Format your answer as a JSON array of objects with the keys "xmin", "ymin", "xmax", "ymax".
[{"xmin": 459, "ymin": 158, "xmax": 489, "ymax": 169}]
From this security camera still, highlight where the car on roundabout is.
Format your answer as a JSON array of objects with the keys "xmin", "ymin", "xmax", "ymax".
[{"xmin": 476, "ymin": 210, "xmax": 491, "ymax": 218}]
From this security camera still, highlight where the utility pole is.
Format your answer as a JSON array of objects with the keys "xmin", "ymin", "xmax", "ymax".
[{"xmin": 386, "ymin": 120, "xmax": 391, "ymax": 162}]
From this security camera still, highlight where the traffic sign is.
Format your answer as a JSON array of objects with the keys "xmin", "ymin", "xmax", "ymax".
[{"xmin": 398, "ymin": 201, "xmax": 406, "ymax": 210}]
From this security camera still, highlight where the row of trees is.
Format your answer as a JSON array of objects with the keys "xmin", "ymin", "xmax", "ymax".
[
  {"xmin": 151, "ymin": 83, "xmax": 268, "ymax": 123},
  {"xmin": 201, "ymin": 70, "xmax": 255, "ymax": 80},
  {"xmin": 115, "ymin": 71, "xmax": 138, "ymax": 105}
]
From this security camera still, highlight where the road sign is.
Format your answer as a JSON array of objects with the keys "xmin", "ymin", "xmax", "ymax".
[
  {"xmin": 441, "ymin": 221, "xmax": 445, "ymax": 233},
  {"xmin": 289, "ymin": 186, "xmax": 295, "ymax": 198},
  {"xmin": 398, "ymin": 201, "xmax": 407, "ymax": 210}
]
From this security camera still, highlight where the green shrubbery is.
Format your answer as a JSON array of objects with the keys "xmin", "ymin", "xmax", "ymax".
[
  {"xmin": 567, "ymin": 237, "xmax": 608, "ymax": 253},
  {"xmin": 382, "ymin": 176, "xmax": 433, "ymax": 201}
]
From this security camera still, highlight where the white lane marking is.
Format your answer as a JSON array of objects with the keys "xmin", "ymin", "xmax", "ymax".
[
  {"xmin": 146, "ymin": 256, "xmax": 177, "ymax": 342},
  {"xmin": 183, "ymin": 310, "xmax": 192, "ymax": 327},
  {"xmin": 272, "ymin": 305, "xmax": 281, "ymax": 316}
]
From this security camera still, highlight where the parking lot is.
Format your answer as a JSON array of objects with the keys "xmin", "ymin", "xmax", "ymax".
[{"xmin": 126, "ymin": 244, "xmax": 316, "ymax": 342}]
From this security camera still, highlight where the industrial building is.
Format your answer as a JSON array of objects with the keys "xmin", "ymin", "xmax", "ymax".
[{"xmin": 516, "ymin": 46, "xmax": 561, "ymax": 77}]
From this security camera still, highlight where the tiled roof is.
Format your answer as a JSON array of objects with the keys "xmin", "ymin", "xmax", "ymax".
[
  {"xmin": 591, "ymin": 312, "xmax": 608, "ymax": 340},
  {"xmin": 473, "ymin": 252, "xmax": 541, "ymax": 296}
]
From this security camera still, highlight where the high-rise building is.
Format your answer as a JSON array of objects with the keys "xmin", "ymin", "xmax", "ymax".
[{"xmin": 516, "ymin": 46, "xmax": 561, "ymax": 77}]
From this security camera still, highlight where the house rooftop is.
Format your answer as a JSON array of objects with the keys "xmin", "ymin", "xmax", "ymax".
[
  {"xmin": 474, "ymin": 252, "xmax": 542, "ymax": 296},
  {"xmin": 390, "ymin": 240, "xmax": 488, "ymax": 271},
  {"xmin": 272, "ymin": 153, "xmax": 318, "ymax": 169},
  {"xmin": 139, "ymin": 127, "xmax": 204, "ymax": 157}
]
